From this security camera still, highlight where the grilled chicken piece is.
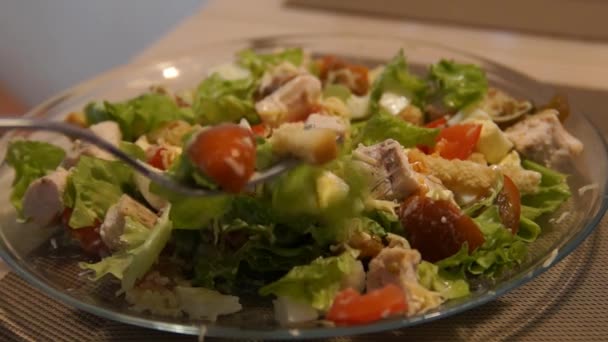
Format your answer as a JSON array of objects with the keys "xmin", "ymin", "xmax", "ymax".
[
  {"xmin": 505, "ymin": 109, "xmax": 583, "ymax": 168},
  {"xmin": 353, "ymin": 139, "xmax": 419, "ymax": 201},
  {"xmin": 100, "ymin": 194, "xmax": 157, "ymax": 251},
  {"xmin": 64, "ymin": 121, "xmax": 122, "ymax": 167},
  {"xmin": 22, "ymin": 168, "xmax": 69, "ymax": 226},
  {"xmin": 257, "ymin": 61, "xmax": 305, "ymax": 99},
  {"xmin": 255, "ymin": 74, "xmax": 321, "ymax": 127},
  {"xmin": 269, "ymin": 122, "xmax": 338, "ymax": 164},
  {"xmin": 304, "ymin": 113, "xmax": 349, "ymax": 136},
  {"xmin": 367, "ymin": 246, "xmax": 443, "ymax": 316}
]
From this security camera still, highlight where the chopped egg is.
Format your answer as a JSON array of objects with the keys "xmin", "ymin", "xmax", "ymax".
[{"xmin": 379, "ymin": 92, "xmax": 410, "ymax": 116}]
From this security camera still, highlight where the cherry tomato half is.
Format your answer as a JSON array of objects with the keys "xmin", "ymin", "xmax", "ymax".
[
  {"xmin": 434, "ymin": 123, "xmax": 482, "ymax": 160},
  {"xmin": 425, "ymin": 116, "xmax": 448, "ymax": 129},
  {"xmin": 147, "ymin": 147, "xmax": 168, "ymax": 170},
  {"xmin": 318, "ymin": 55, "xmax": 370, "ymax": 96},
  {"xmin": 188, "ymin": 124, "xmax": 256, "ymax": 193},
  {"xmin": 399, "ymin": 195, "xmax": 485, "ymax": 262},
  {"xmin": 250, "ymin": 123, "xmax": 269, "ymax": 137},
  {"xmin": 496, "ymin": 175, "xmax": 521, "ymax": 234},
  {"xmin": 326, "ymin": 284, "xmax": 407, "ymax": 325},
  {"xmin": 62, "ymin": 208, "xmax": 107, "ymax": 257}
]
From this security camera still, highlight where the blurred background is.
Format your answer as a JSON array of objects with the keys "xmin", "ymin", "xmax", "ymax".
[
  {"xmin": 0, "ymin": 0, "xmax": 203, "ymax": 110},
  {"xmin": 1, "ymin": 0, "xmax": 607, "ymax": 120}
]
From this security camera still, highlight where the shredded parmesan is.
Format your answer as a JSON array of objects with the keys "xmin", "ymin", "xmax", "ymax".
[
  {"xmin": 578, "ymin": 183, "xmax": 599, "ymax": 196},
  {"xmin": 543, "ymin": 248, "xmax": 559, "ymax": 268},
  {"xmin": 554, "ymin": 211, "xmax": 570, "ymax": 224}
]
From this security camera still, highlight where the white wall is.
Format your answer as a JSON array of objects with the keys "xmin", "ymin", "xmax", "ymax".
[{"xmin": 0, "ymin": 0, "xmax": 204, "ymax": 106}]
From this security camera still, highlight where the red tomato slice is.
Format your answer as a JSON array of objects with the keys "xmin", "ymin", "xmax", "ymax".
[
  {"xmin": 188, "ymin": 124, "xmax": 256, "ymax": 193},
  {"xmin": 62, "ymin": 208, "xmax": 107, "ymax": 257},
  {"xmin": 496, "ymin": 175, "xmax": 521, "ymax": 234},
  {"xmin": 399, "ymin": 195, "xmax": 485, "ymax": 262},
  {"xmin": 435, "ymin": 123, "xmax": 482, "ymax": 160},
  {"xmin": 326, "ymin": 284, "xmax": 407, "ymax": 325},
  {"xmin": 425, "ymin": 117, "xmax": 448, "ymax": 129},
  {"xmin": 250, "ymin": 123, "xmax": 268, "ymax": 137},
  {"xmin": 147, "ymin": 147, "xmax": 167, "ymax": 170}
]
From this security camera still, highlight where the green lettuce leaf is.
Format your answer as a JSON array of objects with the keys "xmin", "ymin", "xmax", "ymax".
[
  {"xmin": 270, "ymin": 165, "xmax": 323, "ymax": 219},
  {"xmin": 463, "ymin": 175, "xmax": 503, "ymax": 216},
  {"xmin": 255, "ymin": 137, "xmax": 276, "ymax": 171},
  {"xmin": 518, "ymin": 216, "xmax": 541, "ymax": 242},
  {"xmin": 64, "ymin": 156, "xmax": 134, "ymax": 228},
  {"xmin": 417, "ymin": 261, "xmax": 470, "ymax": 299},
  {"xmin": 521, "ymin": 160, "xmax": 571, "ymax": 217},
  {"xmin": 365, "ymin": 209, "xmax": 403, "ymax": 234},
  {"xmin": 5, "ymin": 141, "xmax": 66, "ymax": 214},
  {"xmin": 259, "ymin": 252, "xmax": 358, "ymax": 311},
  {"xmin": 369, "ymin": 50, "xmax": 428, "ymax": 112},
  {"xmin": 237, "ymin": 48, "xmax": 304, "ymax": 78},
  {"xmin": 161, "ymin": 195, "xmax": 231, "ymax": 230},
  {"xmin": 429, "ymin": 59, "xmax": 488, "ymax": 110},
  {"xmin": 355, "ymin": 111, "xmax": 439, "ymax": 147},
  {"xmin": 79, "ymin": 207, "xmax": 172, "ymax": 291},
  {"xmin": 85, "ymin": 93, "xmax": 194, "ymax": 141},
  {"xmin": 149, "ymin": 154, "xmax": 231, "ymax": 230},
  {"xmin": 192, "ymin": 73, "xmax": 259, "ymax": 125},
  {"xmin": 118, "ymin": 141, "xmax": 146, "ymax": 161},
  {"xmin": 437, "ymin": 206, "xmax": 527, "ymax": 278},
  {"xmin": 120, "ymin": 216, "xmax": 151, "ymax": 249}
]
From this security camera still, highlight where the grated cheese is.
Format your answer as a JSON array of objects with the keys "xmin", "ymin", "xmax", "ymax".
[
  {"xmin": 554, "ymin": 211, "xmax": 570, "ymax": 224},
  {"xmin": 578, "ymin": 183, "xmax": 599, "ymax": 196}
]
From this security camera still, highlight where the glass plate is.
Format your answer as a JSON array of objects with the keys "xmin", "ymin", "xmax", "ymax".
[{"xmin": 0, "ymin": 33, "xmax": 606, "ymax": 339}]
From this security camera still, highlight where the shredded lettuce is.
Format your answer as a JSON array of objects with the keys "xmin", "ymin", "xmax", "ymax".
[
  {"xmin": 259, "ymin": 252, "xmax": 358, "ymax": 311},
  {"xmin": 5, "ymin": 141, "xmax": 66, "ymax": 214},
  {"xmin": 85, "ymin": 93, "xmax": 194, "ymax": 141},
  {"xmin": 355, "ymin": 110, "xmax": 439, "ymax": 147},
  {"xmin": 237, "ymin": 48, "xmax": 304, "ymax": 78},
  {"xmin": 191, "ymin": 215, "xmax": 318, "ymax": 293},
  {"xmin": 64, "ymin": 156, "xmax": 134, "ymax": 228},
  {"xmin": 192, "ymin": 73, "xmax": 259, "ymax": 125},
  {"xmin": 417, "ymin": 261, "xmax": 470, "ymax": 299},
  {"xmin": 429, "ymin": 60, "xmax": 488, "ymax": 110},
  {"xmin": 79, "ymin": 207, "xmax": 172, "ymax": 291},
  {"xmin": 369, "ymin": 50, "xmax": 428, "ymax": 112}
]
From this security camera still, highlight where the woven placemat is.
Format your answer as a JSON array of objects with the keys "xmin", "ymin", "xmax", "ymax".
[{"xmin": 0, "ymin": 219, "xmax": 606, "ymax": 342}]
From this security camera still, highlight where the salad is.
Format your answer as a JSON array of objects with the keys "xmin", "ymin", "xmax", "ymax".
[{"xmin": 5, "ymin": 47, "xmax": 583, "ymax": 326}]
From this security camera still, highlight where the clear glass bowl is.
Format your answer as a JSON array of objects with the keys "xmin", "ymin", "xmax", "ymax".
[{"xmin": 0, "ymin": 33, "xmax": 606, "ymax": 339}]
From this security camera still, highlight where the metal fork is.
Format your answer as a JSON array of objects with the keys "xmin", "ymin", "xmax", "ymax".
[{"xmin": 0, "ymin": 118, "xmax": 299, "ymax": 196}]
